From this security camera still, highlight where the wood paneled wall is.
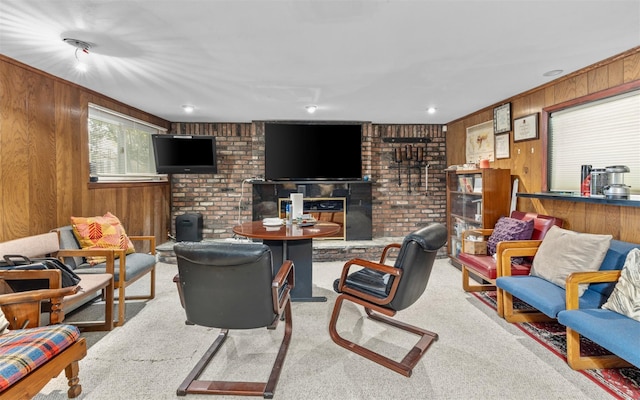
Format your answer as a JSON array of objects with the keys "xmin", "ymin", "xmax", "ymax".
[
  {"xmin": 0, "ymin": 55, "xmax": 171, "ymax": 247},
  {"xmin": 446, "ymin": 47, "xmax": 640, "ymax": 242}
]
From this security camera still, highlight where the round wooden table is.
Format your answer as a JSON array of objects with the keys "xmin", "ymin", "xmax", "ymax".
[{"xmin": 233, "ymin": 220, "xmax": 340, "ymax": 302}]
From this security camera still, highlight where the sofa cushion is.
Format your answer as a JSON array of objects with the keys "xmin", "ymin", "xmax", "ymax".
[
  {"xmin": 75, "ymin": 252, "xmax": 156, "ymax": 283},
  {"xmin": 589, "ymin": 240, "xmax": 640, "ymax": 297},
  {"xmin": 71, "ymin": 212, "xmax": 135, "ymax": 265},
  {"xmin": 486, "ymin": 217, "xmax": 534, "ymax": 256},
  {"xmin": 496, "ymin": 275, "xmax": 610, "ymax": 318},
  {"xmin": 0, "ymin": 324, "xmax": 80, "ymax": 392},
  {"xmin": 602, "ymin": 248, "xmax": 640, "ymax": 322},
  {"xmin": 459, "ymin": 253, "xmax": 531, "ymax": 280},
  {"xmin": 557, "ymin": 308, "xmax": 640, "ymax": 368},
  {"xmin": 530, "ymin": 226, "xmax": 612, "ymax": 296},
  {"xmin": 0, "ymin": 309, "xmax": 7, "ymax": 335}
]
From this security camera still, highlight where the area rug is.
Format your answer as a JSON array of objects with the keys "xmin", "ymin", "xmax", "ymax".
[{"xmin": 473, "ymin": 291, "xmax": 640, "ymax": 400}]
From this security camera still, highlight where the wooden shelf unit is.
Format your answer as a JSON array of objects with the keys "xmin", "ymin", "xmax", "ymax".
[{"xmin": 446, "ymin": 168, "xmax": 511, "ymax": 266}]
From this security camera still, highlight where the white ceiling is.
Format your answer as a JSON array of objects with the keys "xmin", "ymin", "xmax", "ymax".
[{"xmin": 1, "ymin": 1, "xmax": 639, "ymax": 124}]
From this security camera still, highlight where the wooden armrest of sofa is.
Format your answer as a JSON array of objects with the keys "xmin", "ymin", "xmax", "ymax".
[
  {"xmin": 0, "ymin": 286, "xmax": 78, "ymax": 328},
  {"xmin": 564, "ymin": 270, "xmax": 621, "ymax": 310},
  {"xmin": 496, "ymin": 240, "xmax": 542, "ymax": 277},
  {"xmin": 0, "ymin": 269, "xmax": 62, "ymax": 291},
  {"xmin": 128, "ymin": 235, "xmax": 156, "ymax": 255},
  {"xmin": 462, "ymin": 228, "xmax": 494, "ymax": 240}
]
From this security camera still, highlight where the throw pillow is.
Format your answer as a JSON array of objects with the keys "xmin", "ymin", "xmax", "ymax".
[
  {"xmin": 71, "ymin": 212, "xmax": 135, "ymax": 265},
  {"xmin": 530, "ymin": 226, "xmax": 612, "ymax": 296},
  {"xmin": 0, "ymin": 308, "xmax": 9, "ymax": 335},
  {"xmin": 487, "ymin": 217, "xmax": 535, "ymax": 257},
  {"xmin": 602, "ymin": 248, "xmax": 640, "ymax": 321}
]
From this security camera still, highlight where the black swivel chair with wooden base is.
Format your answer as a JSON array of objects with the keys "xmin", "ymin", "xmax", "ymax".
[
  {"xmin": 329, "ymin": 223, "xmax": 447, "ymax": 377},
  {"xmin": 173, "ymin": 242, "xmax": 294, "ymax": 399}
]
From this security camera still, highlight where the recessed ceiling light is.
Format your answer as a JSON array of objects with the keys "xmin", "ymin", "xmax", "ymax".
[
  {"xmin": 543, "ymin": 69, "xmax": 564, "ymax": 77},
  {"xmin": 426, "ymin": 107, "xmax": 437, "ymax": 114},
  {"xmin": 305, "ymin": 105, "xmax": 318, "ymax": 114},
  {"xmin": 182, "ymin": 105, "xmax": 195, "ymax": 113}
]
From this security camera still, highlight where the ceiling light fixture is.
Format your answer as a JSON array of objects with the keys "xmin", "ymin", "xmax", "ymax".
[
  {"xmin": 543, "ymin": 69, "xmax": 564, "ymax": 77},
  {"xmin": 63, "ymin": 38, "xmax": 93, "ymax": 72},
  {"xmin": 305, "ymin": 105, "xmax": 318, "ymax": 114},
  {"xmin": 182, "ymin": 105, "xmax": 195, "ymax": 113}
]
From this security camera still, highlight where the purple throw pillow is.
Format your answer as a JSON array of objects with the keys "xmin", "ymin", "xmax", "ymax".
[{"xmin": 487, "ymin": 217, "xmax": 535, "ymax": 256}]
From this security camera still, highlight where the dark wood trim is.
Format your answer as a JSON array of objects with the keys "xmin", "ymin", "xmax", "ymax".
[{"xmin": 88, "ymin": 181, "xmax": 170, "ymax": 190}]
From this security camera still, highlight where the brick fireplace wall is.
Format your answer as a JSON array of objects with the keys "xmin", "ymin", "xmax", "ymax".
[{"xmin": 168, "ymin": 121, "xmax": 446, "ymax": 239}]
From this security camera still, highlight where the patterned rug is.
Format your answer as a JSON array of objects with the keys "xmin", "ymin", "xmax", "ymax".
[{"xmin": 473, "ymin": 291, "xmax": 640, "ymax": 400}]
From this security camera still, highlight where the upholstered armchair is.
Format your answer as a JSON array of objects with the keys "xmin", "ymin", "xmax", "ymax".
[
  {"xmin": 329, "ymin": 223, "xmax": 447, "ymax": 377},
  {"xmin": 173, "ymin": 242, "xmax": 294, "ymax": 398}
]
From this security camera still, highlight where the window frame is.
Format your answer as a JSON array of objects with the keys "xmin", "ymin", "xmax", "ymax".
[
  {"xmin": 541, "ymin": 80, "xmax": 640, "ymax": 193},
  {"xmin": 88, "ymin": 103, "xmax": 168, "ymax": 183}
]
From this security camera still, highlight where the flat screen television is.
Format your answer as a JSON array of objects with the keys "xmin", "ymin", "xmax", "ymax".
[
  {"xmin": 152, "ymin": 134, "xmax": 217, "ymax": 174},
  {"xmin": 264, "ymin": 122, "xmax": 362, "ymax": 181}
]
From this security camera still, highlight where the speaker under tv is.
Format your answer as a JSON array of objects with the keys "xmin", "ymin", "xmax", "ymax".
[
  {"xmin": 176, "ymin": 213, "xmax": 203, "ymax": 242},
  {"xmin": 264, "ymin": 122, "xmax": 362, "ymax": 181}
]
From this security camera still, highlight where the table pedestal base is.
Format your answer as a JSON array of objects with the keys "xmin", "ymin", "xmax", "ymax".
[{"xmin": 264, "ymin": 239, "xmax": 326, "ymax": 302}]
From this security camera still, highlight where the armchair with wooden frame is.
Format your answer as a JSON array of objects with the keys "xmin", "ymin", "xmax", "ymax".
[
  {"xmin": 0, "ymin": 282, "xmax": 87, "ymax": 399},
  {"xmin": 54, "ymin": 226, "xmax": 156, "ymax": 327},
  {"xmin": 459, "ymin": 211, "xmax": 563, "ymax": 317},
  {"xmin": 329, "ymin": 223, "xmax": 447, "ymax": 377}
]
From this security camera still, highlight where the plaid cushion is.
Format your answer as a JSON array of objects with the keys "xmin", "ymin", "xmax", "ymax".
[{"xmin": 0, "ymin": 324, "xmax": 80, "ymax": 392}]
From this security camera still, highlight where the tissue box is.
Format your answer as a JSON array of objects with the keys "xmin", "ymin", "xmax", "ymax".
[{"xmin": 463, "ymin": 240, "xmax": 487, "ymax": 255}]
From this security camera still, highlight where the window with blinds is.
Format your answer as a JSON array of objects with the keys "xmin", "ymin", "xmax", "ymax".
[
  {"xmin": 548, "ymin": 90, "xmax": 640, "ymax": 193},
  {"xmin": 88, "ymin": 104, "xmax": 167, "ymax": 181}
]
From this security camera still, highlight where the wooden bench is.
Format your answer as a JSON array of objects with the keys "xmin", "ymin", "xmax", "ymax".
[{"xmin": 0, "ymin": 232, "xmax": 114, "ymax": 331}]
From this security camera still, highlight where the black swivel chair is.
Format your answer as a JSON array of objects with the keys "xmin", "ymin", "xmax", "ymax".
[
  {"xmin": 329, "ymin": 223, "xmax": 448, "ymax": 376},
  {"xmin": 173, "ymin": 242, "xmax": 295, "ymax": 399}
]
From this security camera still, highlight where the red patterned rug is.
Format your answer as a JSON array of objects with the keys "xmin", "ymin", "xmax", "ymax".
[{"xmin": 473, "ymin": 291, "xmax": 640, "ymax": 400}]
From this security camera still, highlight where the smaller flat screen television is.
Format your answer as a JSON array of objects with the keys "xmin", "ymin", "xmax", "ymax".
[
  {"xmin": 264, "ymin": 123, "xmax": 362, "ymax": 181},
  {"xmin": 152, "ymin": 134, "xmax": 217, "ymax": 174}
]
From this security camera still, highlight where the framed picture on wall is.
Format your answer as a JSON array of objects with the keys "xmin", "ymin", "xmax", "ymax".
[
  {"xmin": 513, "ymin": 113, "xmax": 539, "ymax": 142},
  {"xmin": 495, "ymin": 133, "xmax": 510, "ymax": 159},
  {"xmin": 493, "ymin": 103, "xmax": 511, "ymax": 134}
]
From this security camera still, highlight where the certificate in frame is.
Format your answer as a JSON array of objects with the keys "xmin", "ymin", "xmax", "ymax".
[
  {"xmin": 493, "ymin": 103, "xmax": 511, "ymax": 134},
  {"xmin": 495, "ymin": 133, "xmax": 510, "ymax": 159},
  {"xmin": 513, "ymin": 113, "xmax": 539, "ymax": 142}
]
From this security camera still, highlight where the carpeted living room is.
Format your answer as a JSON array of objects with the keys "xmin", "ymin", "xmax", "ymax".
[
  {"xmin": 1, "ymin": 2, "xmax": 640, "ymax": 399},
  {"xmin": 34, "ymin": 256, "xmax": 639, "ymax": 400}
]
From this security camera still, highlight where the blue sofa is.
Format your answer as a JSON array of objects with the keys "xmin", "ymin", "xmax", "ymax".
[
  {"xmin": 558, "ymin": 270, "xmax": 640, "ymax": 370},
  {"xmin": 496, "ymin": 239, "xmax": 640, "ymax": 370}
]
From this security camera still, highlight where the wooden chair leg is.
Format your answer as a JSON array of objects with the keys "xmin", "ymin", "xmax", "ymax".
[
  {"xmin": 65, "ymin": 359, "xmax": 82, "ymax": 398},
  {"xmin": 178, "ymin": 300, "xmax": 293, "ymax": 399},
  {"xmin": 502, "ymin": 291, "xmax": 554, "ymax": 323},
  {"xmin": 565, "ymin": 328, "xmax": 632, "ymax": 370},
  {"xmin": 462, "ymin": 266, "xmax": 496, "ymax": 292},
  {"xmin": 329, "ymin": 293, "xmax": 437, "ymax": 377}
]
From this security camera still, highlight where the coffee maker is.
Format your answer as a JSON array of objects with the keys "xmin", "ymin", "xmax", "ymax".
[{"xmin": 603, "ymin": 165, "xmax": 631, "ymax": 198}]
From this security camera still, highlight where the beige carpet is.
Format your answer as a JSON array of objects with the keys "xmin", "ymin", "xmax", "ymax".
[{"xmin": 35, "ymin": 259, "xmax": 611, "ymax": 400}]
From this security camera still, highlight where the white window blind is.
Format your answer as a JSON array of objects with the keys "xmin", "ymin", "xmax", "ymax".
[
  {"xmin": 548, "ymin": 90, "xmax": 640, "ymax": 193},
  {"xmin": 88, "ymin": 104, "xmax": 167, "ymax": 181}
]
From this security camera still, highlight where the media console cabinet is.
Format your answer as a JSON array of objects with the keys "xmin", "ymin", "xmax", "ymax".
[{"xmin": 252, "ymin": 181, "xmax": 372, "ymax": 240}]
